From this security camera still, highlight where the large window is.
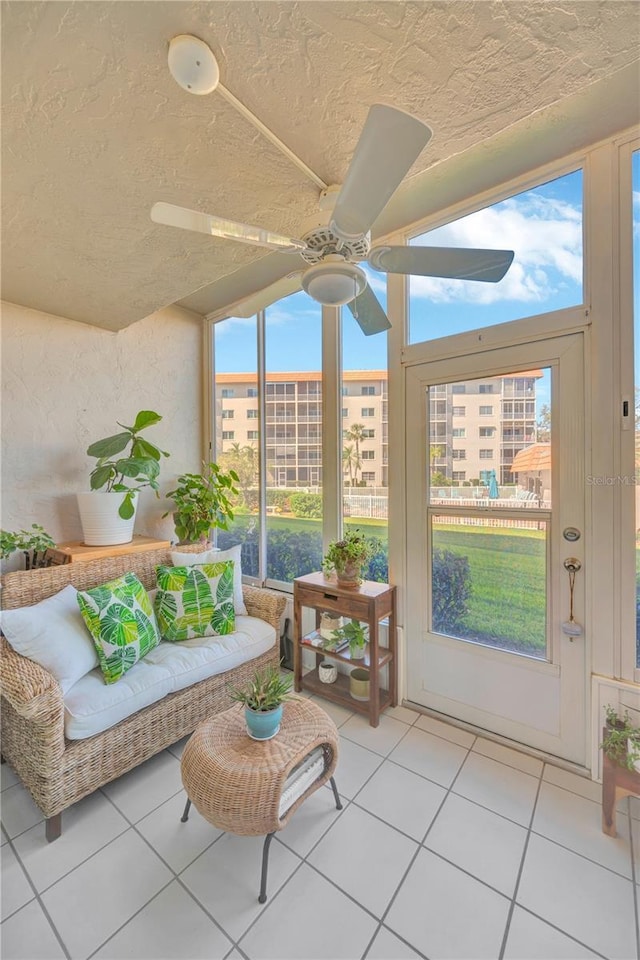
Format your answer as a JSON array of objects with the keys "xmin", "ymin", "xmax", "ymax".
[
  {"xmin": 633, "ymin": 149, "xmax": 640, "ymax": 666},
  {"xmin": 409, "ymin": 169, "xmax": 583, "ymax": 344}
]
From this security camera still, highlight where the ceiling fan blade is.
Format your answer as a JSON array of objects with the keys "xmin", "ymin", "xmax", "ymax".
[
  {"xmin": 231, "ymin": 273, "xmax": 303, "ymax": 318},
  {"xmin": 346, "ymin": 286, "xmax": 392, "ymax": 336},
  {"xmin": 368, "ymin": 245, "xmax": 515, "ymax": 282},
  {"xmin": 331, "ymin": 104, "xmax": 432, "ymax": 242},
  {"xmin": 150, "ymin": 202, "xmax": 306, "ymax": 253}
]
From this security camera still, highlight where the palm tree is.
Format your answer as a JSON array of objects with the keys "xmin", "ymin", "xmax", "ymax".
[
  {"xmin": 219, "ymin": 442, "xmax": 258, "ymax": 505},
  {"xmin": 346, "ymin": 423, "xmax": 366, "ymax": 485},
  {"xmin": 342, "ymin": 444, "xmax": 360, "ymax": 487}
]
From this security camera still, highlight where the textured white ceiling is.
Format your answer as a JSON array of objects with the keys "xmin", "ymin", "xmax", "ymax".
[{"xmin": 2, "ymin": 1, "xmax": 639, "ymax": 330}]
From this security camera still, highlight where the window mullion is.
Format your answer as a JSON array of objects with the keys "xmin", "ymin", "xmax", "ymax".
[
  {"xmin": 257, "ymin": 310, "xmax": 267, "ymax": 585},
  {"xmin": 322, "ymin": 305, "xmax": 341, "ymax": 551}
]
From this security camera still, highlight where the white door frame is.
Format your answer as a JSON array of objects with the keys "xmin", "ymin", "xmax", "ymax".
[{"xmin": 405, "ymin": 333, "xmax": 588, "ymax": 765}]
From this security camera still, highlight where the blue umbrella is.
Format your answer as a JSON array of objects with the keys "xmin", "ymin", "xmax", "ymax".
[{"xmin": 488, "ymin": 470, "xmax": 499, "ymax": 499}]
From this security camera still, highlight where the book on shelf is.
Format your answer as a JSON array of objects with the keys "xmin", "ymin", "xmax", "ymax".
[{"xmin": 304, "ymin": 630, "xmax": 350, "ymax": 653}]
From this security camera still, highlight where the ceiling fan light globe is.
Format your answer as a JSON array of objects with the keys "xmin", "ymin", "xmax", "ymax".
[{"xmin": 301, "ymin": 262, "xmax": 367, "ymax": 306}]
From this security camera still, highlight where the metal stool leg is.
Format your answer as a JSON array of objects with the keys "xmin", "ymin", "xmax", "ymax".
[
  {"xmin": 258, "ymin": 832, "xmax": 276, "ymax": 903},
  {"xmin": 181, "ymin": 798, "xmax": 192, "ymax": 822},
  {"xmin": 329, "ymin": 776, "xmax": 343, "ymax": 810}
]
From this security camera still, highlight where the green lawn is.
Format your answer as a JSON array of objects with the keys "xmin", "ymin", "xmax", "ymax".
[{"xmin": 232, "ymin": 514, "xmax": 546, "ymax": 656}]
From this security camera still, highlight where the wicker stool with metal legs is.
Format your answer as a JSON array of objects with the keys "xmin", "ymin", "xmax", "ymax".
[{"xmin": 180, "ymin": 697, "xmax": 342, "ymax": 902}]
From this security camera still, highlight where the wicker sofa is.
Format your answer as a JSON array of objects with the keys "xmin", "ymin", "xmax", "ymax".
[{"xmin": 0, "ymin": 544, "xmax": 286, "ymax": 841}]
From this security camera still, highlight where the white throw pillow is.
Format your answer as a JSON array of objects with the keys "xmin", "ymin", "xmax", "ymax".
[
  {"xmin": 170, "ymin": 543, "xmax": 248, "ymax": 615},
  {"xmin": 1, "ymin": 584, "xmax": 100, "ymax": 693}
]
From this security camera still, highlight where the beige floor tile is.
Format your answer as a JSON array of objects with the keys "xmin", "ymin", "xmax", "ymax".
[
  {"xmin": 102, "ymin": 750, "xmax": 183, "ymax": 823},
  {"xmin": 542, "ymin": 764, "xmax": 602, "ymax": 802},
  {"xmin": 93, "ymin": 881, "xmax": 232, "ymax": 959},
  {"xmin": 414, "ymin": 713, "xmax": 476, "ymax": 748},
  {"xmin": 239, "ymin": 863, "xmax": 378, "ymax": 960},
  {"xmin": 473, "ymin": 737, "xmax": 543, "ymax": 777},
  {"xmin": 365, "ymin": 926, "xmax": 420, "ymax": 959},
  {"xmin": 425, "ymin": 792, "xmax": 527, "ymax": 896},
  {"xmin": 517, "ymin": 833, "xmax": 637, "ymax": 959},
  {"xmin": 340, "ymin": 712, "xmax": 410, "ymax": 757},
  {"xmin": 308, "ymin": 803, "xmax": 417, "ymax": 917},
  {"xmin": 277, "ymin": 782, "xmax": 346, "ymax": 857},
  {"xmin": 453, "ymin": 752, "xmax": 539, "ymax": 826},
  {"xmin": 1, "ymin": 844, "xmax": 34, "ymax": 921},
  {"xmin": 382, "ymin": 704, "xmax": 419, "ymax": 725},
  {"xmin": 1, "ymin": 782, "xmax": 44, "ymax": 840},
  {"xmin": 333, "ymin": 736, "xmax": 383, "ymax": 800},
  {"xmin": 0, "ymin": 899, "xmax": 66, "ymax": 959},
  {"xmin": 308, "ymin": 695, "xmax": 355, "ymax": 727},
  {"xmin": 504, "ymin": 906, "xmax": 600, "ymax": 959},
  {"xmin": 356, "ymin": 759, "xmax": 446, "ymax": 840},
  {"xmin": 136, "ymin": 790, "xmax": 222, "ymax": 872},
  {"xmin": 388, "ymin": 726, "xmax": 468, "ymax": 787},
  {"xmin": 386, "ymin": 847, "xmax": 510, "ymax": 959}
]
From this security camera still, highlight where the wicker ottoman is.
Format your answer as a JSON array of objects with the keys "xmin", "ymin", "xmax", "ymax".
[{"xmin": 180, "ymin": 697, "xmax": 342, "ymax": 901}]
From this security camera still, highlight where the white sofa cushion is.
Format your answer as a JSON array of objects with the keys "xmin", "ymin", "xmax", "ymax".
[
  {"xmin": 1, "ymin": 585, "xmax": 99, "ymax": 694},
  {"xmin": 63, "ymin": 616, "xmax": 276, "ymax": 740},
  {"xmin": 170, "ymin": 544, "xmax": 248, "ymax": 615}
]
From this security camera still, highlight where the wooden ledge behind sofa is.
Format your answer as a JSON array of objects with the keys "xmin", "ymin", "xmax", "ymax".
[{"xmin": 0, "ymin": 544, "xmax": 286, "ymax": 841}]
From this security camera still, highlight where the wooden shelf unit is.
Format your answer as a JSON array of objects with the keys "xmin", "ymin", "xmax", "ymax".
[{"xmin": 293, "ymin": 572, "xmax": 397, "ymax": 727}]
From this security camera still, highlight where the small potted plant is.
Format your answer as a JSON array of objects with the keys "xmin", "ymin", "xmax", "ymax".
[
  {"xmin": 0, "ymin": 524, "xmax": 56, "ymax": 570},
  {"xmin": 163, "ymin": 462, "xmax": 239, "ymax": 545},
  {"xmin": 78, "ymin": 410, "xmax": 169, "ymax": 546},
  {"xmin": 228, "ymin": 664, "xmax": 293, "ymax": 740},
  {"xmin": 601, "ymin": 705, "xmax": 640, "ymax": 772},
  {"xmin": 322, "ymin": 528, "xmax": 372, "ymax": 586},
  {"xmin": 329, "ymin": 618, "xmax": 368, "ymax": 659}
]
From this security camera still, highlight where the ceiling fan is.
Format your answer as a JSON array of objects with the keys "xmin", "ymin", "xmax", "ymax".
[{"xmin": 151, "ymin": 38, "xmax": 514, "ymax": 335}]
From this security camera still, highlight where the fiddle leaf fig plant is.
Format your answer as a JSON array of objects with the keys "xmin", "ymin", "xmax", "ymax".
[{"xmin": 86, "ymin": 410, "xmax": 169, "ymax": 519}]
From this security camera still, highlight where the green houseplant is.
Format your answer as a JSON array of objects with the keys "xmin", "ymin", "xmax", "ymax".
[
  {"xmin": 78, "ymin": 410, "xmax": 169, "ymax": 546},
  {"xmin": 601, "ymin": 705, "xmax": 640, "ymax": 771},
  {"xmin": 164, "ymin": 462, "xmax": 239, "ymax": 544},
  {"xmin": 0, "ymin": 524, "xmax": 56, "ymax": 570},
  {"xmin": 322, "ymin": 528, "xmax": 373, "ymax": 586},
  {"xmin": 327, "ymin": 618, "xmax": 368, "ymax": 659},
  {"xmin": 228, "ymin": 665, "xmax": 293, "ymax": 740}
]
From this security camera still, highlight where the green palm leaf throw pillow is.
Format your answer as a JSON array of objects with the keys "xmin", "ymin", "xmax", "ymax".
[
  {"xmin": 77, "ymin": 572, "xmax": 160, "ymax": 684},
  {"xmin": 155, "ymin": 562, "xmax": 235, "ymax": 642}
]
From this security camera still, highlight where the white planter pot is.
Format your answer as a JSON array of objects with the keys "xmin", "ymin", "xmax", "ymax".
[{"xmin": 76, "ymin": 491, "xmax": 138, "ymax": 546}]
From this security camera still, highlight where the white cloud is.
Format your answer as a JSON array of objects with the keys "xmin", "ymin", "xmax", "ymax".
[{"xmin": 409, "ymin": 193, "xmax": 583, "ymax": 304}]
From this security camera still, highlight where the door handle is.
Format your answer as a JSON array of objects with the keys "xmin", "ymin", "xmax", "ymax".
[{"xmin": 562, "ymin": 558, "xmax": 583, "ymax": 638}]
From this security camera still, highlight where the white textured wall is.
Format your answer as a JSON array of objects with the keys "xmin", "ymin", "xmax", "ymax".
[{"xmin": 1, "ymin": 301, "xmax": 203, "ymax": 564}]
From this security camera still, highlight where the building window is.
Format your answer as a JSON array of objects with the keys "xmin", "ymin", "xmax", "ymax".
[
  {"xmin": 222, "ymin": 409, "xmax": 234, "ymax": 419},
  {"xmin": 342, "ymin": 408, "xmax": 348, "ymax": 417},
  {"xmin": 479, "ymin": 384, "xmax": 494, "ymax": 394},
  {"xmin": 247, "ymin": 409, "xmax": 259, "ymax": 419},
  {"xmin": 361, "ymin": 471, "xmax": 376, "ymax": 482},
  {"xmin": 479, "ymin": 449, "xmax": 494, "ymax": 459},
  {"xmin": 451, "ymin": 385, "xmax": 466, "ymax": 394},
  {"xmin": 247, "ymin": 387, "xmax": 258, "ymax": 397},
  {"xmin": 479, "ymin": 405, "xmax": 494, "ymax": 416},
  {"xmin": 361, "ymin": 450, "xmax": 375, "ymax": 460},
  {"xmin": 247, "ymin": 431, "xmax": 259, "ymax": 440},
  {"xmin": 452, "ymin": 406, "xmax": 466, "ymax": 417},
  {"xmin": 452, "ymin": 471, "xmax": 466, "ymax": 482},
  {"xmin": 342, "ymin": 386, "xmax": 349, "ymax": 395},
  {"xmin": 361, "ymin": 386, "xmax": 375, "ymax": 395},
  {"xmin": 361, "ymin": 407, "xmax": 375, "ymax": 417},
  {"xmin": 452, "ymin": 428, "xmax": 466, "ymax": 438},
  {"xmin": 362, "ymin": 429, "xmax": 375, "ymax": 438},
  {"xmin": 452, "ymin": 449, "xmax": 466, "ymax": 460},
  {"xmin": 221, "ymin": 388, "xmax": 234, "ymax": 398},
  {"xmin": 222, "ymin": 431, "xmax": 235, "ymax": 440},
  {"xmin": 479, "ymin": 427, "xmax": 496, "ymax": 437}
]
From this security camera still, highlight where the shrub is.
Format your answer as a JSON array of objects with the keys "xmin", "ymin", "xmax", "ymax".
[
  {"xmin": 432, "ymin": 549, "xmax": 471, "ymax": 633},
  {"xmin": 289, "ymin": 493, "xmax": 322, "ymax": 519},
  {"xmin": 266, "ymin": 489, "xmax": 291, "ymax": 512}
]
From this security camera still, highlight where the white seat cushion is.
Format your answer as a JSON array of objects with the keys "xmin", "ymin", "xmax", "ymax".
[{"xmin": 63, "ymin": 616, "xmax": 276, "ymax": 740}]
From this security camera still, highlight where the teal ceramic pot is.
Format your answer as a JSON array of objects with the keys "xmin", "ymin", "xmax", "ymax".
[{"xmin": 245, "ymin": 704, "xmax": 283, "ymax": 741}]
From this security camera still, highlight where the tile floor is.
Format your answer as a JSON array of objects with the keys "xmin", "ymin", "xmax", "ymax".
[{"xmin": 1, "ymin": 697, "xmax": 639, "ymax": 960}]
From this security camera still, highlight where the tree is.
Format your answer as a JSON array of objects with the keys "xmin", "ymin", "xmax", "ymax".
[
  {"xmin": 219, "ymin": 442, "xmax": 258, "ymax": 506},
  {"xmin": 536, "ymin": 404, "xmax": 551, "ymax": 442},
  {"xmin": 342, "ymin": 443, "xmax": 360, "ymax": 486},
  {"xmin": 345, "ymin": 423, "xmax": 366, "ymax": 485}
]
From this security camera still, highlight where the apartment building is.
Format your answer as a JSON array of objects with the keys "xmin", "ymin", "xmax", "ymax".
[
  {"xmin": 215, "ymin": 371, "xmax": 388, "ymax": 487},
  {"xmin": 429, "ymin": 371, "xmax": 542, "ymax": 485}
]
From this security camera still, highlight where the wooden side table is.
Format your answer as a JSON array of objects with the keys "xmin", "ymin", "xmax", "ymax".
[
  {"xmin": 293, "ymin": 572, "xmax": 397, "ymax": 727},
  {"xmin": 48, "ymin": 535, "xmax": 170, "ymax": 564}
]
